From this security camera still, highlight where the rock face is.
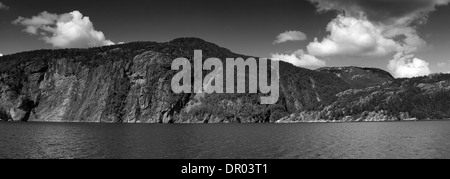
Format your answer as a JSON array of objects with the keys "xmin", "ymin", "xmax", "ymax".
[
  {"xmin": 0, "ymin": 49, "xmax": 182, "ymax": 123},
  {"xmin": 32, "ymin": 51, "xmax": 186, "ymax": 123},
  {"xmin": 0, "ymin": 38, "xmax": 449, "ymax": 123}
]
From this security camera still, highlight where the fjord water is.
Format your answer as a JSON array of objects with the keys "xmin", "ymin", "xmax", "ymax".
[{"xmin": 1, "ymin": 121, "xmax": 450, "ymax": 159}]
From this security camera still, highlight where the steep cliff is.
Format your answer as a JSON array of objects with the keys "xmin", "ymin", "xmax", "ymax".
[{"xmin": 0, "ymin": 38, "xmax": 349, "ymax": 123}]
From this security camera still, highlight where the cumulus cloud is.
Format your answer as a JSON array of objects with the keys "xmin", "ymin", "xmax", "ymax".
[
  {"xmin": 307, "ymin": 15, "xmax": 401, "ymax": 57},
  {"xmin": 306, "ymin": 14, "xmax": 428, "ymax": 78},
  {"xmin": 303, "ymin": 0, "xmax": 450, "ymax": 78},
  {"xmin": 306, "ymin": 2, "xmax": 431, "ymax": 57},
  {"xmin": 274, "ymin": 30, "xmax": 307, "ymax": 44},
  {"xmin": 13, "ymin": 11, "xmax": 114, "ymax": 48},
  {"xmin": 388, "ymin": 52, "xmax": 431, "ymax": 78},
  {"xmin": 272, "ymin": 0, "xmax": 447, "ymax": 75},
  {"xmin": 271, "ymin": 49, "xmax": 326, "ymax": 67},
  {"xmin": 0, "ymin": 2, "xmax": 9, "ymax": 10}
]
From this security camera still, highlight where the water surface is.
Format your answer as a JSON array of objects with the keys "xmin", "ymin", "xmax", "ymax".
[{"xmin": 1, "ymin": 121, "xmax": 450, "ymax": 159}]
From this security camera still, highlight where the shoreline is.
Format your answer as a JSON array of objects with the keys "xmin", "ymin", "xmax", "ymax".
[{"xmin": 1, "ymin": 118, "xmax": 449, "ymax": 125}]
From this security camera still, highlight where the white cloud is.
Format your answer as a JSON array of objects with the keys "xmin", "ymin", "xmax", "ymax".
[
  {"xmin": 0, "ymin": 53, "xmax": 3, "ymax": 57},
  {"xmin": 272, "ymin": 30, "xmax": 323, "ymax": 67},
  {"xmin": 13, "ymin": 11, "xmax": 114, "ymax": 48},
  {"xmin": 271, "ymin": 49, "xmax": 326, "ymax": 67},
  {"xmin": 388, "ymin": 52, "xmax": 431, "ymax": 78},
  {"xmin": 307, "ymin": 15, "xmax": 402, "ymax": 57},
  {"xmin": 274, "ymin": 31, "xmax": 307, "ymax": 44},
  {"xmin": 0, "ymin": 2, "xmax": 9, "ymax": 10},
  {"xmin": 272, "ymin": 0, "xmax": 440, "ymax": 73},
  {"xmin": 272, "ymin": 0, "xmax": 450, "ymax": 77},
  {"xmin": 300, "ymin": 0, "xmax": 450, "ymax": 78}
]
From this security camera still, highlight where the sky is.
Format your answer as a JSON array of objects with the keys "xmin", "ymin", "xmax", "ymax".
[{"xmin": 0, "ymin": 0, "xmax": 450, "ymax": 77}]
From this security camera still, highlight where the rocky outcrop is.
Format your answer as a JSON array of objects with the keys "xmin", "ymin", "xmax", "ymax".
[{"xmin": 0, "ymin": 50, "xmax": 188, "ymax": 123}]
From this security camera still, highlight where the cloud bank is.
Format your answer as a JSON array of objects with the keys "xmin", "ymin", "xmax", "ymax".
[
  {"xmin": 274, "ymin": 31, "xmax": 307, "ymax": 44},
  {"xmin": 13, "ymin": 11, "xmax": 114, "ymax": 48},
  {"xmin": 274, "ymin": 0, "xmax": 449, "ymax": 77},
  {"xmin": 307, "ymin": 0, "xmax": 449, "ymax": 78},
  {"xmin": 0, "ymin": 2, "xmax": 9, "ymax": 10}
]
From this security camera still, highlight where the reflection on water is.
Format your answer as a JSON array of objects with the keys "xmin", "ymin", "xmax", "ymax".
[{"xmin": 1, "ymin": 121, "xmax": 450, "ymax": 159}]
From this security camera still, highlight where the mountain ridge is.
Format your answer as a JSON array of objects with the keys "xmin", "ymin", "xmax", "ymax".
[{"xmin": 0, "ymin": 37, "xmax": 449, "ymax": 123}]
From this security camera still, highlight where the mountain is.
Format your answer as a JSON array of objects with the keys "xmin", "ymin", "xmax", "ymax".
[
  {"xmin": 317, "ymin": 66, "xmax": 395, "ymax": 89},
  {"xmin": 0, "ymin": 38, "xmax": 449, "ymax": 123},
  {"xmin": 278, "ymin": 73, "xmax": 450, "ymax": 122},
  {"xmin": 0, "ymin": 38, "xmax": 348, "ymax": 123}
]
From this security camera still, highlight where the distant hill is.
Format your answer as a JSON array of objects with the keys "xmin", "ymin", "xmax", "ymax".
[
  {"xmin": 317, "ymin": 66, "xmax": 395, "ymax": 89},
  {"xmin": 0, "ymin": 37, "xmax": 449, "ymax": 123},
  {"xmin": 279, "ymin": 73, "xmax": 450, "ymax": 122}
]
